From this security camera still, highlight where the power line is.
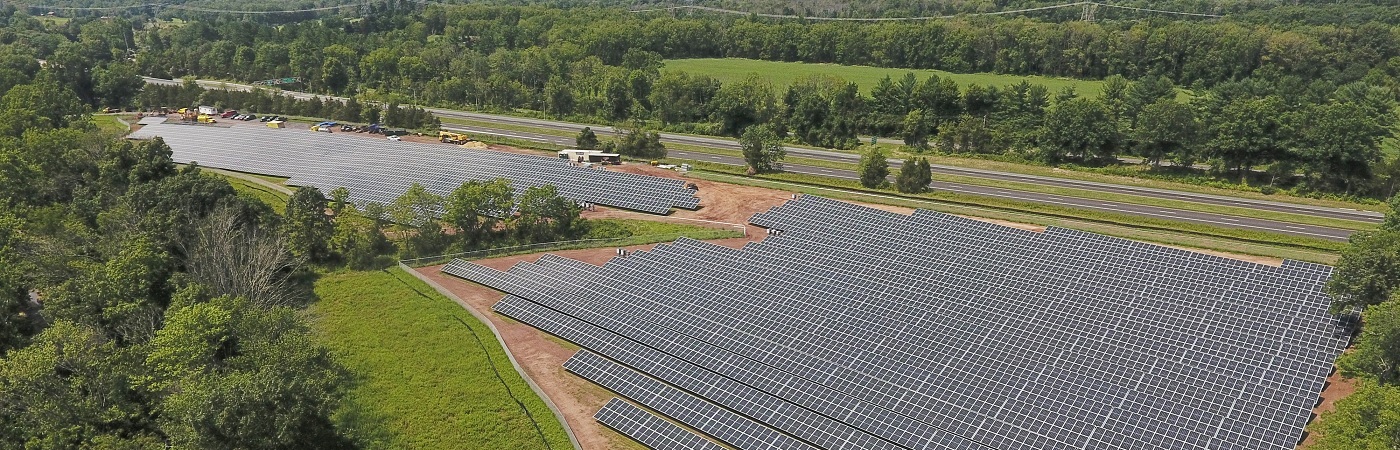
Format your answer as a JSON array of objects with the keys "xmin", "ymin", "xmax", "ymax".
[
  {"xmin": 11, "ymin": 0, "xmax": 410, "ymax": 14},
  {"xmin": 629, "ymin": 2, "xmax": 1221, "ymax": 20},
  {"xmin": 16, "ymin": 2, "xmax": 160, "ymax": 10},
  {"xmin": 165, "ymin": 2, "xmax": 363, "ymax": 14}
]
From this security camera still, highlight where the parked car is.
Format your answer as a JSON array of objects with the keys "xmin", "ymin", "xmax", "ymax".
[
  {"xmin": 387, "ymin": 135, "xmax": 401, "ymax": 141},
  {"xmin": 259, "ymin": 115, "xmax": 273, "ymax": 122},
  {"xmin": 220, "ymin": 110, "xmax": 237, "ymax": 118}
]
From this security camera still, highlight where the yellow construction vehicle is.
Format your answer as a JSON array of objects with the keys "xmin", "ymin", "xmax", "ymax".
[
  {"xmin": 196, "ymin": 114, "xmax": 216, "ymax": 123},
  {"xmin": 438, "ymin": 130, "xmax": 473, "ymax": 144}
]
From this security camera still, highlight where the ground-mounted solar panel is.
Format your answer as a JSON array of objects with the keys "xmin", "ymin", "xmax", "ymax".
[
  {"xmin": 486, "ymin": 295, "xmax": 913, "ymax": 450},
  {"xmin": 128, "ymin": 122, "xmax": 699, "ymax": 215},
  {"xmin": 594, "ymin": 398, "xmax": 728, "ymax": 450},
  {"xmin": 444, "ymin": 195, "xmax": 1349, "ymax": 450},
  {"xmin": 136, "ymin": 116, "xmax": 168, "ymax": 125},
  {"xmin": 567, "ymin": 350, "xmax": 819, "ymax": 450}
]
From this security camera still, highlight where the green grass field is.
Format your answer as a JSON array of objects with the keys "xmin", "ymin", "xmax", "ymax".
[
  {"xmin": 94, "ymin": 115, "xmax": 128, "ymax": 134},
  {"xmin": 311, "ymin": 268, "xmax": 572, "ymax": 450},
  {"xmin": 664, "ymin": 58, "xmax": 1106, "ymax": 97},
  {"xmin": 221, "ymin": 175, "xmax": 290, "ymax": 213},
  {"xmin": 582, "ymin": 218, "xmax": 742, "ymax": 240}
]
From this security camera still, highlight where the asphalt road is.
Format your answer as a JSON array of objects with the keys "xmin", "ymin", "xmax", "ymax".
[{"xmin": 143, "ymin": 76, "xmax": 1375, "ymax": 241}]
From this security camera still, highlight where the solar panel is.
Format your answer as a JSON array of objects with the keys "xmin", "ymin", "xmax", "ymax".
[
  {"xmin": 128, "ymin": 123, "xmax": 699, "ymax": 215},
  {"xmin": 594, "ymin": 398, "xmax": 727, "ymax": 450},
  {"xmin": 446, "ymin": 195, "xmax": 1348, "ymax": 450},
  {"xmin": 567, "ymin": 350, "xmax": 819, "ymax": 450}
]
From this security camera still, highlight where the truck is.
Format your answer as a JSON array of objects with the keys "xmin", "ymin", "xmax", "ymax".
[{"xmin": 196, "ymin": 114, "xmax": 217, "ymax": 123}]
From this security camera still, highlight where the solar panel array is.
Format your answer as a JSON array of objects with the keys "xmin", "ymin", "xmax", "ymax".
[
  {"xmin": 128, "ymin": 123, "xmax": 700, "ymax": 214},
  {"xmin": 594, "ymin": 397, "xmax": 727, "ymax": 450},
  {"xmin": 567, "ymin": 350, "xmax": 817, "ymax": 450},
  {"xmin": 443, "ymin": 195, "xmax": 1350, "ymax": 450}
]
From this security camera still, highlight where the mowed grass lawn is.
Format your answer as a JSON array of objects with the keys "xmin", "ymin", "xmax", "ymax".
[
  {"xmin": 312, "ymin": 268, "xmax": 572, "ymax": 450},
  {"xmin": 223, "ymin": 175, "xmax": 290, "ymax": 213},
  {"xmin": 665, "ymin": 58, "xmax": 1106, "ymax": 97}
]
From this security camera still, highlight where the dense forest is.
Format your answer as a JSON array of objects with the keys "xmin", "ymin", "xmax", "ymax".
[
  {"xmin": 29, "ymin": 0, "xmax": 1400, "ymax": 25},
  {"xmin": 0, "ymin": 7, "xmax": 597, "ymax": 447}
]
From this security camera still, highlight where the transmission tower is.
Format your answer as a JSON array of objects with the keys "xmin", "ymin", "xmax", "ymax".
[{"xmin": 1080, "ymin": 2, "xmax": 1098, "ymax": 21}]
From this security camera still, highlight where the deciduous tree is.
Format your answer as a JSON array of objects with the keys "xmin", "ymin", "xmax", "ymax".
[
  {"xmin": 902, "ymin": 109, "xmax": 930, "ymax": 151},
  {"xmin": 515, "ymin": 185, "xmax": 581, "ymax": 242},
  {"xmin": 1132, "ymin": 99, "xmax": 1198, "ymax": 166},
  {"xmin": 1310, "ymin": 381, "xmax": 1400, "ymax": 449},
  {"xmin": 739, "ymin": 124, "xmax": 785, "ymax": 174},
  {"xmin": 145, "ymin": 296, "xmax": 351, "ymax": 449},
  {"xmin": 1328, "ymin": 229, "xmax": 1400, "ymax": 311},
  {"xmin": 284, "ymin": 186, "xmax": 333, "ymax": 263},
  {"xmin": 1039, "ymin": 98, "xmax": 1117, "ymax": 164},
  {"xmin": 444, "ymin": 178, "xmax": 514, "ymax": 249}
]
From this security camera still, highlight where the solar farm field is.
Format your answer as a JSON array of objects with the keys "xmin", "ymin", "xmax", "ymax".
[
  {"xmin": 446, "ymin": 195, "xmax": 1351, "ymax": 450},
  {"xmin": 128, "ymin": 122, "xmax": 700, "ymax": 215}
]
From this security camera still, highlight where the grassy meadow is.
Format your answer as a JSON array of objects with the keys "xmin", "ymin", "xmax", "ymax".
[
  {"xmin": 311, "ymin": 268, "xmax": 572, "ymax": 450},
  {"xmin": 664, "ymin": 58, "xmax": 1106, "ymax": 97}
]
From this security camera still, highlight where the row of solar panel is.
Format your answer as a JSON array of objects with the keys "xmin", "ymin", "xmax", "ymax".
[
  {"xmin": 483, "ymin": 295, "xmax": 935, "ymax": 450},
  {"xmin": 476, "ymin": 236, "xmax": 1327, "ymax": 445},
  {"xmin": 129, "ymin": 123, "xmax": 700, "ymax": 214},
  {"xmin": 594, "ymin": 398, "xmax": 726, "ymax": 450},
  {"xmin": 747, "ymin": 196, "xmax": 1346, "ymax": 448},
  {"xmin": 480, "ymin": 237, "xmax": 1327, "ymax": 449},
  {"xmin": 570, "ymin": 350, "xmax": 815, "ymax": 450},
  {"xmin": 444, "ymin": 254, "xmax": 946, "ymax": 450},
  {"xmin": 519, "ymin": 240, "xmax": 1220, "ymax": 449},
  {"xmin": 443, "ymin": 195, "xmax": 1346, "ymax": 450},
  {"xmin": 464, "ymin": 250, "xmax": 1064, "ymax": 445}
]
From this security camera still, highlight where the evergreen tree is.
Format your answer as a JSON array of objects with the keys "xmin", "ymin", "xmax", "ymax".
[
  {"xmin": 857, "ymin": 146, "xmax": 889, "ymax": 189},
  {"xmin": 576, "ymin": 127, "xmax": 599, "ymax": 150}
]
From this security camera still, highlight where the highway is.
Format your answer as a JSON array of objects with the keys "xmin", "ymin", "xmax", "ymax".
[
  {"xmin": 143, "ymin": 76, "xmax": 1378, "ymax": 241},
  {"xmin": 438, "ymin": 122, "xmax": 1356, "ymax": 241}
]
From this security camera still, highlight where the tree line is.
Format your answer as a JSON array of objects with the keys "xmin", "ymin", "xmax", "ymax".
[
  {"xmin": 139, "ymin": 81, "xmax": 440, "ymax": 130},
  {"xmin": 1313, "ymin": 195, "xmax": 1400, "ymax": 448},
  {"xmin": 113, "ymin": 5, "xmax": 1400, "ymax": 198},
  {"xmin": 136, "ymin": 5, "xmax": 1400, "ymax": 94},
  {"xmin": 0, "ymin": 75, "xmax": 357, "ymax": 446}
]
